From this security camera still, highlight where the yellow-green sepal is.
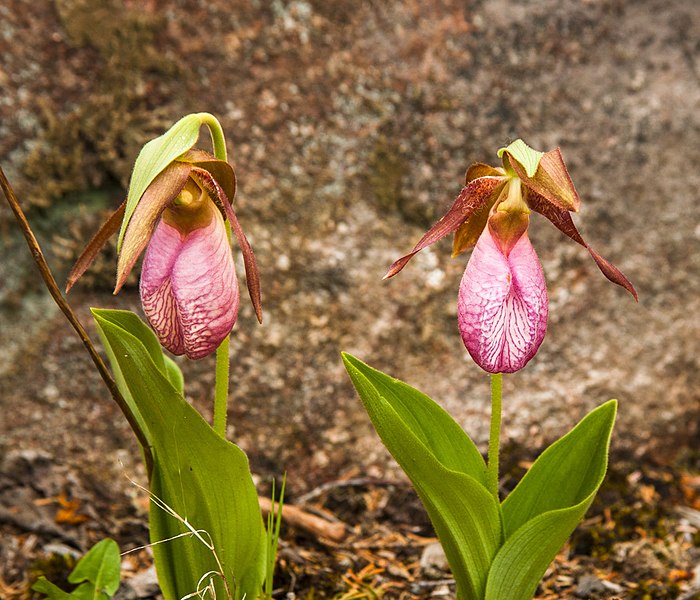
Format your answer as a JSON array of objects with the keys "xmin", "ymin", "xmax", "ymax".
[
  {"xmin": 498, "ymin": 139, "xmax": 544, "ymax": 178},
  {"xmin": 117, "ymin": 113, "xmax": 221, "ymax": 252},
  {"xmin": 500, "ymin": 140, "xmax": 581, "ymax": 212}
]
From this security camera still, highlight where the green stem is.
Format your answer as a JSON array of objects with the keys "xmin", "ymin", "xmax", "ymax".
[
  {"xmin": 487, "ymin": 373, "xmax": 503, "ymax": 501},
  {"xmin": 201, "ymin": 112, "xmax": 232, "ymax": 438},
  {"xmin": 213, "ymin": 336, "xmax": 230, "ymax": 438},
  {"xmin": 199, "ymin": 112, "xmax": 228, "ymax": 163}
]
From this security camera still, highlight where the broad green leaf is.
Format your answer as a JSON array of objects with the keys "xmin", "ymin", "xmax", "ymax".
[
  {"xmin": 343, "ymin": 354, "xmax": 486, "ymax": 481},
  {"xmin": 93, "ymin": 309, "xmax": 266, "ymax": 600},
  {"xmin": 98, "ymin": 310, "xmax": 185, "ymax": 394},
  {"xmin": 32, "ymin": 577, "xmax": 74, "ymax": 600},
  {"xmin": 32, "ymin": 580, "xmax": 106, "ymax": 600},
  {"xmin": 68, "ymin": 538, "xmax": 121, "ymax": 597},
  {"xmin": 485, "ymin": 400, "xmax": 616, "ymax": 600},
  {"xmin": 117, "ymin": 113, "xmax": 206, "ymax": 251},
  {"xmin": 163, "ymin": 355, "xmax": 185, "ymax": 395},
  {"xmin": 497, "ymin": 139, "xmax": 543, "ymax": 177},
  {"xmin": 343, "ymin": 353, "xmax": 500, "ymax": 600},
  {"xmin": 93, "ymin": 309, "xmax": 167, "ymax": 371},
  {"xmin": 502, "ymin": 400, "xmax": 616, "ymax": 536},
  {"xmin": 70, "ymin": 582, "xmax": 107, "ymax": 600},
  {"xmin": 91, "ymin": 309, "xmax": 183, "ymax": 445},
  {"xmin": 92, "ymin": 317, "xmax": 147, "ymax": 447}
]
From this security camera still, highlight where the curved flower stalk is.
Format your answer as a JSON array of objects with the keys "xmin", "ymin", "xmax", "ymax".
[
  {"xmin": 386, "ymin": 140, "xmax": 637, "ymax": 373},
  {"xmin": 67, "ymin": 145, "xmax": 262, "ymax": 360}
]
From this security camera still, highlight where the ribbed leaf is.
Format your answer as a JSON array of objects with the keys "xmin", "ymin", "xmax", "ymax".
[
  {"xmin": 485, "ymin": 400, "xmax": 616, "ymax": 600},
  {"xmin": 343, "ymin": 353, "xmax": 499, "ymax": 600},
  {"xmin": 343, "ymin": 354, "xmax": 487, "ymax": 480},
  {"xmin": 92, "ymin": 309, "xmax": 265, "ymax": 600},
  {"xmin": 33, "ymin": 539, "xmax": 120, "ymax": 599},
  {"xmin": 162, "ymin": 355, "xmax": 185, "ymax": 395},
  {"xmin": 93, "ymin": 309, "xmax": 184, "ymax": 405}
]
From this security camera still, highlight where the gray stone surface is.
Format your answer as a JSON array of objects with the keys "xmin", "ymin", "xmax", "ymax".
[{"xmin": 0, "ymin": 0, "xmax": 698, "ymax": 496}]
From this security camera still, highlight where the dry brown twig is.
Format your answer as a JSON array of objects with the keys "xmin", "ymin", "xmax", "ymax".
[
  {"xmin": 259, "ymin": 496, "xmax": 347, "ymax": 544},
  {"xmin": 0, "ymin": 165, "xmax": 153, "ymax": 476}
]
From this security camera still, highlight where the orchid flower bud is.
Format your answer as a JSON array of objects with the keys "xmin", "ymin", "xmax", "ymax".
[
  {"xmin": 66, "ymin": 114, "xmax": 262, "ymax": 360},
  {"xmin": 385, "ymin": 139, "xmax": 637, "ymax": 374}
]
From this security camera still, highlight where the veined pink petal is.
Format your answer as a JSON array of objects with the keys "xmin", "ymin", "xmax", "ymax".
[
  {"xmin": 139, "ymin": 219, "xmax": 185, "ymax": 355},
  {"xmin": 140, "ymin": 207, "xmax": 239, "ymax": 360},
  {"xmin": 457, "ymin": 227, "xmax": 547, "ymax": 373}
]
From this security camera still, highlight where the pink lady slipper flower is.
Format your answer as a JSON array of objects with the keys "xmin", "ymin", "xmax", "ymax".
[
  {"xmin": 67, "ymin": 149, "xmax": 262, "ymax": 359},
  {"xmin": 385, "ymin": 140, "xmax": 637, "ymax": 374}
]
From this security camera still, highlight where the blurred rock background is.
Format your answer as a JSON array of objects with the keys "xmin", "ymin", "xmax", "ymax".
[{"xmin": 0, "ymin": 0, "xmax": 698, "ymax": 589}]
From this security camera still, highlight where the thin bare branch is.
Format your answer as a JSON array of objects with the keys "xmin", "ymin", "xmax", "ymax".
[
  {"xmin": 0, "ymin": 165, "xmax": 153, "ymax": 476},
  {"xmin": 258, "ymin": 497, "xmax": 347, "ymax": 544}
]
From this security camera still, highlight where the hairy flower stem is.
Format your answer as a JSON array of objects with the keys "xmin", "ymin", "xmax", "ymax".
[
  {"xmin": 487, "ymin": 373, "xmax": 503, "ymax": 501},
  {"xmin": 203, "ymin": 113, "xmax": 232, "ymax": 439}
]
